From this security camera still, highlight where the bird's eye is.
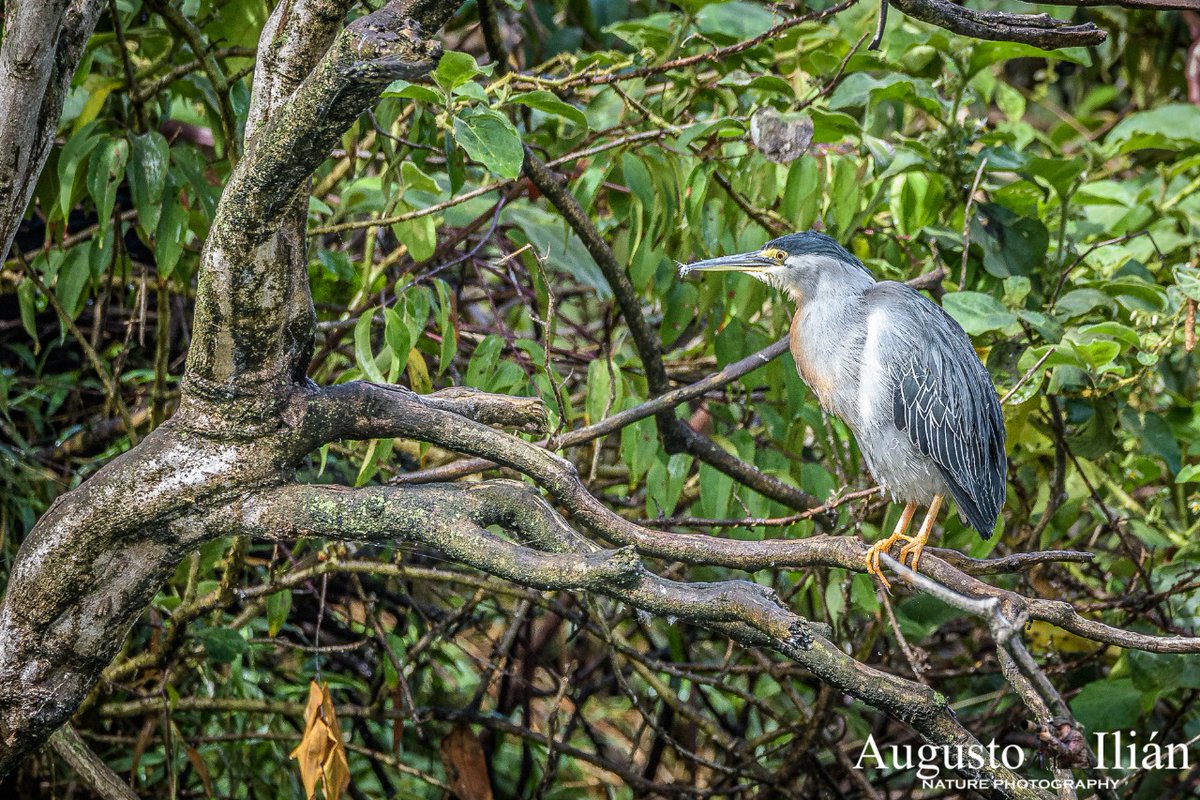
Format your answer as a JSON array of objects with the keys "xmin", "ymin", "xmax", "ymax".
[{"xmin": 765, "ymin": 248, "xmax": 786, "ymax": 262}]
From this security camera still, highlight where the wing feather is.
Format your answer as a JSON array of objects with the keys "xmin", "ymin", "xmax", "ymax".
[{"xmin": 873, "ymin": 284, "xmax": 1007, "ymax": 538}]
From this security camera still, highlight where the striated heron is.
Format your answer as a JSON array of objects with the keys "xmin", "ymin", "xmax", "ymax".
[{"xmin": 681, "ymin": 231, "xmax": 1007, "ymax": 588}]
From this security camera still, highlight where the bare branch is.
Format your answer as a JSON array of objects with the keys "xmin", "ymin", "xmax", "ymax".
[
  {"xmin": 221, "ymin": 481, "xmax": 1049, "ymax": 800},
  {"xmin": 48, "ymin": 725, "xmax": 140, "ymax": 800},
  {"xmin": 0, "ymin": 0, "xmax": 105, "ymax": 262},
  {"xmin": 185, "ymin": 0, "xmax": 452, "ymax": 404},
  {"xmin": 889, "ymin": 0, "xmax": 1106, "ymax": 49},
  {"xmin": 392, "ymin": 337, "xmax": 792, "ymax": 485}
]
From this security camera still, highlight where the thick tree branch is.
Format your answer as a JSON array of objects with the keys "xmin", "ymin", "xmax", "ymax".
[
  {"xmin": 1026, "ymin": 0, "xmax": 1198, "ymax": 8},
  {"xmin": 220, "ymin": 480, "xmax": 1049, "ymax": 800},
  {"xmin": 0, "ymin": 1, "xmax": 469, "ymax": 775},
  {"xmin": 185, "ymin": 0, "xmax": 450, "ymax": 405},
  {"xmin": 392, "ymin": 337, "xmax": 791, "ymax": 485},
  {"xmin": 308, "ymin": 382, "xmax": 1200, "ymax": 655},
  {"xmin": 889, "ymin": 0, "xmax": 1107, "ymax": 48},
  {"xmin": 0, "ymin": 0, "xmax": 105, "ymax": 262},
  {"xmin": 48, "ymin": 725, "xmax": 139, "ymax": 800}
]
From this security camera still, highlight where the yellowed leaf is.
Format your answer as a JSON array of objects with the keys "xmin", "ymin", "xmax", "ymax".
[{"xmin": 289, "ymin": 681, "xmax": 352, "ymax": 800}]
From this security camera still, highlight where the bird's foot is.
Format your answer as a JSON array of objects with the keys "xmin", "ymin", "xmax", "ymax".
[
  {"xmin": 864, "ymin": 533, "xmax": 918, "ymax": 591},
  {"xmin": 898, "ymin": 530, "xmax": 931, "ymax": 574}
]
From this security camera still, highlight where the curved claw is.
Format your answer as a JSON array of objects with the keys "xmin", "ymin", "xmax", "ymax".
[{"xmin": 864, "ymin": 501, "xmax": 919, "ymax": 591}]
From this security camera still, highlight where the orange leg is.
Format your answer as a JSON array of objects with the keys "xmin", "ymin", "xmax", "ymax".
[
  {"xmin": 898, "ymin": 494, "xmax": 943, "ymax": 574},
  {"xmin": 864, "ymin": 502, "xmax": 918, "ymax": 590}
]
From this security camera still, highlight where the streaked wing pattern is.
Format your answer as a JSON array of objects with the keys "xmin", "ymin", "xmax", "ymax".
[{"xmin": 877, "ymin": 285, "xmax": 1007, "ymax": 537}]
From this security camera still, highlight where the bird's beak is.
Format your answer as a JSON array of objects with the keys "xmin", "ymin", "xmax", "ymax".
[{"xmin": 678, "ymin": 251, "xmax": 777, "ymax": 277}]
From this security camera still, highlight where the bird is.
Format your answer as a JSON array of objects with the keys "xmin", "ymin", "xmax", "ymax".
[{"xmin": 680, "ymin": 231, "xmax": 1007, "ymax": 588}]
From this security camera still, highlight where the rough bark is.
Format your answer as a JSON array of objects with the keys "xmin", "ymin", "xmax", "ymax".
[
  {"xmin": 888, "ymin": 0, "xmax": 1107, "ymax": 48},
  {"xmin": 0, "ymin": 0, "xmax": 105, "ymax": 262},
  {"xmin": 0, "ymin": 0, "xmax": 462, "ymax": 773}
]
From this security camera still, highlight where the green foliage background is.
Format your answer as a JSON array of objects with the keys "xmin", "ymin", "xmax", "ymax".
[{"xmin": 2, "ymin": 0, "xmax": 1199, "ymax": 796}]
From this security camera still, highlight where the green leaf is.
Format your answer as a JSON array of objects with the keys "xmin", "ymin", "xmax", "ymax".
[
  {"xmin": 503, "ymin": 205, "xmax": 611, "ymax": 298},
  {"xmin": 1069, "ymin": 678, "xmax": 1143, "ymax": 732},
  {"xmin": 401, "ymin": 162, "xmax": 441, "ymax": 195},
  {"xmin": 155, "ymin": 184, "xmax": 189, "ymax": 278},
  {"xmin": 433, "ymin": 279, "xmax": 456, "ymax": 375},
  {"xmin": 86, "ymin": 138, "xmax": 128, "ymax": 238},
  {"xmin": 1173, "ymin": 265, "xmax": 1200, "ymax": 302},
  {"xmin": 266, "ymin": 589, "xmax": 292, "ymax": 637},
  {"xmin": 509, "ymin": 91, "xmax": 588, "ymax": 128},
  {"xmin": 966, "ymin": 42, "xmax": 1090, "ymax": 80},
  {"xmin": 17, "ymin": 278, "xmax": 38, "ymax": 340},
  {"xmin": 381, "ymin": 80, "xmax": 442, "ymax": 104},
  {"xmin": 782, "ymin": 158, "xmax": 819, "ymax": 229},
  {"xmin": 74, "ymin": 77, "xmax": 123, "ymax": 131},
  {"xmin": 57, "ymin": 122, "xmax": 102, "ymax": 220},
  {"xmin": 433, "ymin": 51, "xmax": 480, "ymax": 92},
  {"xmin": 1176, "ymin": 464, "xmax": 1200, "ymax": 483},
  {"xmin": 695, "ymin": 1, "xmax": 775, "ymax": 41},
  {"xmin": 194, "ymin": 627, "xmax": 247, "ymax": 663},
  {"xmin": 55, "ymin": 247, "xmax": 91, "ymax": 320},
  {"xmin": 452, "ymin": 108, "xmax": 524, "ymax": 179},
  {"xmin": 392, "ymin": 212, "xmax": 437, "ymax": 262},
  {"xmin": 126, "ymin": 131, "xmax": 171, "ymax": 234},
  {"xmin": 384, "ymin": 307, "xmax": 413, "ymax": 368},
  {"xmin": 1021, "ymin": 155, "xmax": 1085, "ymax": 200},
  {"xmin": 586, "ymin": 358, "xmax": 615, "ymax": 424},
  {"xmin": 354, "ymin": 312, "xmax": 387, "ymax": 383},
  {"xmin": 942, "ymin": 291, "xmax": 1018, "ymax": 336},
  {"xmin": 969, "ymin": 203, "xmax": 1048, "ymax": 278},
  {"xmin": 1106, "ymin": 104, "xmax": 1200, "ymax": 152},
  {"xmin": 890, "ymin": 172, "xmax": 944, "ymax": 236}
]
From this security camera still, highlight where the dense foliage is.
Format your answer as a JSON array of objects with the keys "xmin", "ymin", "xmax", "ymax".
[{"xmin": 2, "ymin": 0, "xmax": 1199, "ymax": 797}]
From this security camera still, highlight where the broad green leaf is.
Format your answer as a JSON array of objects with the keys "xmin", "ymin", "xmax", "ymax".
[
  {"xmin": 1173, "ymin": 266, "xmax": 1200, "ymax": 301},
  {"xmin": 74, "ymin": 78, "xmax": 123, "ymax": 131},
  {"xmin": 452, "ymin": 108, "xmax": 523, "ymax": 179},
  {"xmin": 155, "ymin": 184, "xmax": 189, "ymax": 278},
  {"xmin": 890, "ymin": 172, "xmax": 944, "ymax": 236},
  {"xmin": 381, "ymin": 80, "xmax": 441, "ymax": 104},
  {"xmin": 433, "ymin": 51, "xmax": 480, "ymax": 92},
  {"xmin": 401, "ymin": 162, "xmax": 441, "ymax": 195},
  {"xmin": 354, "ymin": 312, "xmax": 387, "ymax": 383},
  {"xmin": 126, "ymin": 131, "xmax": 170, "ymax": 234},
  {"xmin": 782, "ymin": 158, "xmax": 819, "ymax": 229},
  {"xmin": 57, "ymin": 122, "xmax": 102, "ymax": 220},
  {"xmin": 384, "ymin": 307, "xmax": 413, "ymax": 367},
  {"xmin": 942, "ymin": 291, "xmax": 1018, "ymax": 336},
  {"xmin": 87, "ymin": 138, "xmax": 129, "ymax": 239},
  {"xmin": 586, "ymin": 358, "xmax": 615, "ymax": 424},
  {"xmin": 969, "ymin": 203, "xmax": 1048, "ymax": 278},
  {"xmin": 1106, "ymin": 104, "xmax": 1200, "ymax": 152},
  {"xmin": 17, "ymin": 278, "xmax": 38, "ymax": 340},
  {"xmin": 433, "ymin": 279, "xmax": 456, "ymax": 375},
  {"xmin": 1069, "ymin": 678, "xmax": 1143, "ymax": 732},
  {"xmin": 195, "ymin": 627, "xmax": 247, "ymax": 663},
  {"xmin": 392, "ymin": 213, "xmax": 436, "ymax": 262},
  {"xmin": 55, "ymin": 247, "xmax": 91, "ymax": 320},
  {"xmin": 509, "ymin": 91, "xmax": 588, "ymax": 128},
  {"xmin": 266, "ymin": 589, "xmax": 292, "ymax": 637}
]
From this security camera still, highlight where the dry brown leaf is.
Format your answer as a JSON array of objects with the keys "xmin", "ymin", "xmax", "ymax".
[
  {"xmin": 440, "ymin": 722, "xmax": 493, "ymax": 800},
  {"xmin": 185, "ymin": 745, "xmax": 213, "ymax": 797},
  {"xmin": 289, "ymin": 681, "xmax": 351, "ymax": 800}
]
